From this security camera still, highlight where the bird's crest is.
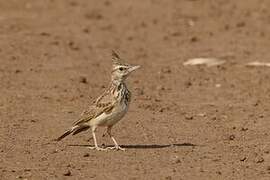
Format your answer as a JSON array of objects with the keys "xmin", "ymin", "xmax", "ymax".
[{"xmin": 112, "ymin": 50, "xmax": 128, "ymax": 67}]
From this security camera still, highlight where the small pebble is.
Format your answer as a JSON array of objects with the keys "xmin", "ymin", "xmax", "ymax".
[
  {"xmin": 172, "ymin": 156, "xmax": 181, "ymax": 164},
  {"xmin": 161, "ymin": 67, "xmax": 171, "ymax": 74},
  {"xmin": 185, "ymin": 115, "xmax": 193, "ymax": 120},
  {"xmin": 215, "ymin": 84, "xmax": 221, "ymax": 88},
  {"xmin": 255, "ymin": 156, "xmax": 264, "ymax": 163},
  {"xmin": 79, "ymin": 76, "xmax": 88, "ymax": 84},
  {"xmin": 229, "ymin": 134, "xmax": 235, "ymax": 140},
  {"xmin": 63, "ymin": 170, "xmax": 72, "ymax": 176},
  {"xmin": 187, "ymin": 19, "xmax": 195, "ymax": 27},
  {"xmin": 240, "ymin": 156, "xmax": 247, "ymax": 161}
]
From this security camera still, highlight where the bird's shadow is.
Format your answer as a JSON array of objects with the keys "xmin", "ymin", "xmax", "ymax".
[{"xmin": 68, "ymin": 143, "xmax": 196, "ymax": 149}]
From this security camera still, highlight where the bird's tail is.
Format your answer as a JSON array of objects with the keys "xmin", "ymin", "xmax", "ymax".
[{"xmin": 55, "ymin": 125, "xmax": 90, "ymax": 141}]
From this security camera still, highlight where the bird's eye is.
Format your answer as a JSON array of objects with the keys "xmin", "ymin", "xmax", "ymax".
[{"xmin": 119, "ymin": 67, "xmax": 124, "ymax": 71}]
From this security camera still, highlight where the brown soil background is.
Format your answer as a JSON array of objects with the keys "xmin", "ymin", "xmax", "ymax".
[{"xmin": 1, "ymin": 0, "xmax": 270, "ymax": 179}]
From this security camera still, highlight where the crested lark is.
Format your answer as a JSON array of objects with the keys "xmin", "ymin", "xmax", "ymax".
[{"xmin": 56, "ymin": 51, "xmax": 140, "ymax": 151}]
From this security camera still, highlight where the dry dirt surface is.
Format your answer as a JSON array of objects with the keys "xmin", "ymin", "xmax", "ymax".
[{"xmin": 1, "ymin": 0, "xmax": 270, "ymax": 179}]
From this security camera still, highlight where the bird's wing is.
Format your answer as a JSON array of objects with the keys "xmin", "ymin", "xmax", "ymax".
[{"xmin": 73, "ymin": 91, "xmax": 115, "ymax": 126}]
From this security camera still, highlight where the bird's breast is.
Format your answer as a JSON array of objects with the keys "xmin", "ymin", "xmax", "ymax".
[{"xmin": 90, "ymin": 101, "xmax": 129, "ymax": 127}]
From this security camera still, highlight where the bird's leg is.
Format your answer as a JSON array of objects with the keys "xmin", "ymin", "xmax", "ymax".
[
  {"xmin": 88, "ymin": 127, "xmax": 106, "ymax": 151},
  {"xmin": 106, "ymin": 126, "xmax": 125, "ymax": 151}
]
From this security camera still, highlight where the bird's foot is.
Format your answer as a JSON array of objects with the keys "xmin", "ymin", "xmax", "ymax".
[
  {"xmin": 87, "ymin": 146, "xmax": 107, "ymax": 151},
  {"xmin": 106, "ymin": 146, "xmax": 125, "ymax": 151}
]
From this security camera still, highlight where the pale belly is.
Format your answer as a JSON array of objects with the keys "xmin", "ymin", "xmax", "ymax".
[{"xmin": 89, "ymin": 103, "xmax": 129, "ymax": 127}]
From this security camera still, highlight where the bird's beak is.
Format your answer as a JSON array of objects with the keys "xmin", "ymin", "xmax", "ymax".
[{"xmin": 128, "ymin": 65, "xmax": 140, "ymax": 72}]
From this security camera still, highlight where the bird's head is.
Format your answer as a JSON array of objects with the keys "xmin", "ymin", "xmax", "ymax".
[{"xmin": 111, "ymin": 50, "xmax": 140, "ymax": 83}]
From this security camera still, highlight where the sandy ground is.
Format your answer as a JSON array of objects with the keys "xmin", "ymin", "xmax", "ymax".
[{"xmin": 1, "ymin": 0, "xmax": 270, "ymax": 179}]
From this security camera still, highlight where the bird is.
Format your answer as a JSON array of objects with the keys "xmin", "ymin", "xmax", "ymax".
[{"xmin": 55, "ymin": 50, "xmax": 140, "ymax": 151}]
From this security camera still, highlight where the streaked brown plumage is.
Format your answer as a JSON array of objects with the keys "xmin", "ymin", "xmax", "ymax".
[{"xmin": 56, "ymin": 51, "xmax": 140, "ymax": 151}]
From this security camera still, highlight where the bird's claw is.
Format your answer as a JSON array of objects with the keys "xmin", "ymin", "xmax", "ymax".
[
  {"xmin": 87, "ymin": 146, "xmax": 107, "ymax": 151},
  {"xmin": 106, "ymin": 146, "xmax": 125, "ymax": 151}
]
